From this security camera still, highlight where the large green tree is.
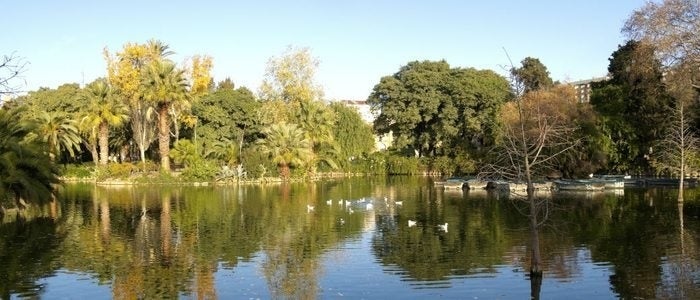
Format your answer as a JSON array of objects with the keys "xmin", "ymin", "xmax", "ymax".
[
  {"xmin": 329, "ymin": 102, "xmax": 375, "ymax": 169},
  {"xmin": 511, "ymin": 57, "xmax": 554, "ymax": 93},
  {"xmin": 33, "ymin": 111, "xmax": 82, "ymax": 161},
  {"xmin": 257, "ymin": 123, "xmax": 313, "ymax": 179},
  {"xmin": 368, "ymin": 60, "xmax": 510, "ymax": 158},
  {"xmin": 14, "ymin": 83, "xmax": 82, "ymax": 115},
  {"xmin": 191, "ymin": 86, "xmax": 259, "ymax": 159},
  {"xmin": 0, "ymin": 108, "xmax": 59, "ymax": 209},
  {"xmin": 140, "ymin": 60, "xmax": 190, "ymax": 172},
  {"xmin": 80, "ymin": 79, "xmax": 129, "ymax": 165},
  {"xmin": 590, "ymin": 40, "xmax": 673, "ymax": 173}
]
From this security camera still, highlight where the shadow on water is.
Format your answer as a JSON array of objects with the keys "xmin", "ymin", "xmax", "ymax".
[{"xmin": 0, "ymin": 179, "xmax": 699, "ymax": 298}]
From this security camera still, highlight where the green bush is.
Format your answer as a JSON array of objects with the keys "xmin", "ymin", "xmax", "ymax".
[
  {"xmin": 131, "ymin": 170, "xmax": 179, "ymax": 184},
  {"xmin": 170, "ymin": 139, "xmax": 199, "ymax": 167},
  {"xmin": 430, "ymin": 156, "xmax": 455, "ymax": 176},
  {"xmin": 360, "ymin": 152, "xmax": 388, "ymax": 174},
  {"xmin": 96, "ymin": 163, "xmax": 136, "ymax": 180},
  {"xmin": 241, "ymin": 147, "xmax": 276, "ymax": 179},
  {"xmin": 454, "ymin": 152, "xmax": 477, "ymax": 175},
  {"xmin": 62, "ymin": 163, "xmax": 95, "ymax": 179},
  {"xmin": 181, "ymin": 159, "xmax": 218, "ymax": 181},
  {"xmin": 386, "ymin": 154, "xmax": 419, "ymax": 175},
  {"xmin": 133, "ymin": 160, "xmax": 159, "ymax": 173}
]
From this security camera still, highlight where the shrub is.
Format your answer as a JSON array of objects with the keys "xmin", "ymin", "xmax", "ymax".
[
  {"xmin": 361, "ymin": 152, "xmax": 388, "ymax": 174},
  {"xmin": 170, "ymin": 139, "xmax": 199, "ymax": 167},
  {"xmin": 241, "ymin": 147, "xmax": 276, "ymax": 179},
  {"xmin": 96, "ymin": 163, "xmax": 136, "ymax": 180},
  {"xmin": 454, "ymin": 153, "xmax": 477, "ymax": 175},
  {"xmin": 430, "ymin": 156, "xmax": 455, "ymax": 176},
  {"xmin": 386, "ymin": 155, "xmax": 419, "ymax": 175},
  {"xmin": 62, "ymin": 163, "xmax": 95, "ymax": 179},
  {"xmin": 133, "ymin": 160, "xmax": 159, "ymax": 173},
  {"xmin": 181, "ymin": 159, "xmax": 218, "ymax": 182}
]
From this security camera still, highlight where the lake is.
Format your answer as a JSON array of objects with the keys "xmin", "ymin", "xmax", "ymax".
[{"xmin": 1, "ymin": 177, "xmax": 699, "ymax": 299}]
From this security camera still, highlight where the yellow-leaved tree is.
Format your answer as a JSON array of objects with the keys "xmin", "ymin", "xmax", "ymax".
[
  {"xmin": 257, "ymin": 46, "xmax": 338, "ymax": 176},
  {"xmin": 104, "ymin": 40, "xmax": 212, "ymax": 171}
]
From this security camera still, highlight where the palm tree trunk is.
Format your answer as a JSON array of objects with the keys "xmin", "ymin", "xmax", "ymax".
[
  {"xmin": 279, "ymin": 164, "xmax": 290, "ymax": 180},
  {"xmin": 161, "ymin": 192, "xmax": 172, "ymax": 264},
  {"xmin": 85, "ymin": 140, "xmax": 99, "ymax": 165},
  {"xmin": 158, "ymin": 104, "xmax": 171, "ymax": 172},
  {"xmin": 99, "ymin": 121, "xmax": 109, "ymax": 165}
]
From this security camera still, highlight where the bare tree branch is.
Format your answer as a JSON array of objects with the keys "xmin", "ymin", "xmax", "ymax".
[{"xmin": 0, "ymin": 52, "xmax": 28, "ymax": 96}]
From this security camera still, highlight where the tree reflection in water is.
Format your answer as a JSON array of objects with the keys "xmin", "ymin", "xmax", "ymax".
[{"xmin": 0, "ymin": 180, "xmax": 700, "ymax": 298}]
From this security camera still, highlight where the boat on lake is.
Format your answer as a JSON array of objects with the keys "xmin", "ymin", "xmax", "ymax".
[
  {"xmin": 443, "ymin": 178, "xmax": 465, "ymax": 189},
  {"xmin": 554, "ymin": 179, "xmax": 606, "ymax": 191},
  {"xmin": 434, "ymin": 177, "xmax": 466, "ymax": 189},
  {"xmin": 465, "ymin": 179, "xmax": 488, "ymax": 190}
]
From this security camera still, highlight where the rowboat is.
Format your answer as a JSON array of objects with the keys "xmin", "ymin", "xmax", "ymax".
[{"xmin": 554, "ymin": 179, "xmax": 606, "ymax": 191}]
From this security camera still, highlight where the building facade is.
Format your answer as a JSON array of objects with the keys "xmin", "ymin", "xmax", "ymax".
[
  {"xmin": 338, "ymin": 100, "xmax": 393, "ymax": 151},
  {"xmin": 568, "ymin": 76, "xmax": 609, "ymax": 103}
]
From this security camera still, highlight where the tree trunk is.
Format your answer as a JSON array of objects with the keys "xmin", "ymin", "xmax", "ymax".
[
  {"xmin": 279, "ymin": 164, "xmax": 290, "ymax": 180},
  {"xmin": 120, "ymin": 144, "xmax": 129, "ymax": 162},
  {"xmin": 158, "ymin": 103, "xmax": 171, "ymax": 172},
  {"xmin": 99, "ymin": 121, "xmax": 109, "ymax": 165},
  {"xmin": 100, "ymin": 198, "xmax": 111, "ymax": 243},
  {"xmin": 529, "ymin": 197, "xmax": 542, "ymax": 277},
  {"xmin": 85, "ymin": 140, "xmax": 99, "ymax": 165},
  {"xmin": 679, "ymin": 103, "xmax": 685, "ymax": 203},
  {"xmin": 530, "ymin": 269, "xmax": 542, "ymax": 300},
  {"xmin": 161, "ymin": 192, "xmax": 172, "ymax": 265}
]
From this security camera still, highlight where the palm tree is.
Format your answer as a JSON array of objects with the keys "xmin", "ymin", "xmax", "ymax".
[
  {"xmin": 170, "ymin": 139, "xmax": 199, "ymax": 167},
  {"xmin": 296, "ymin": 100, "xmax": 339, "ymax": 173},
  {"xmin": 80, "ymin": 79, "xmax": 129, "ymax": 165},
  {"xmin": 0, "ymin": 109, "xmax": 59, "ymax": 210},
  {"xmin": 257, "ymin": 123, "xmax": 313, "ymax": 179},
  {"xmin": 34, "ymin": 111, "xmax": 82, "ymax": 161},
  {"xmin": 205, "ymin": 138, "xmax": 239, "ymax": 167},
  {"xmin": 141, "ymin": 60, "xmax": 190, "ymax": 171}
]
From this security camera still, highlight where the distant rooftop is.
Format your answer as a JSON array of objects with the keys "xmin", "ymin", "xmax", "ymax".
[
  {"xmin": 567, "ymin": 76, "xmax": 610, "ymax": 86},
  {"xmin": 567, "ymin": 76, "xmax": 610, "ymax": 103}
]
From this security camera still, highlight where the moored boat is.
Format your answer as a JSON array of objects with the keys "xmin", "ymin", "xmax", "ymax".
[
  {"xmin": 554, "ymin": 179, "xmax": 606, "ymax": 191},
  {"xmin": 465, "ymin": 179, "xmax": 488, "ymax": 190},
  {"xmin": 441, "ymin": 178, "xmax": 465, "ymax": 189}
]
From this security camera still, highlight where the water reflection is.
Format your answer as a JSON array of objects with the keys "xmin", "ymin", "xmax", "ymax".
[{"xmin": 0, "ymin": 179, "xmax": 698, "ymax": 298}]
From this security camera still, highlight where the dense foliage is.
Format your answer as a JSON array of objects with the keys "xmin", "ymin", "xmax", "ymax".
[
  {"xmin": 3, "ymin": 0, "xmax": 700, "ymax": 188},
  {"xmin": 367, "ymin": 60, "xmax": 511, "ymax": 160}
]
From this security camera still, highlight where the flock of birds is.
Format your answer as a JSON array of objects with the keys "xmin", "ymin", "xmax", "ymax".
[{"xmin": 306, "ymin": 197, "xmax": 448, "ymax": 233}]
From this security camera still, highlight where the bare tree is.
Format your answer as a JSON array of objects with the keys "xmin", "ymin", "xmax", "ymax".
[
  {"xmin": 624, "ymin": 0, "xmax": 700, "ymax": 90},
  {"xmin": 625, "ymin": 0, "xmax": 700, "ymax": 201},
  {"xmin": 650, "ymin": 84, "xmax": 699, "ymax": 202},
  {"xmin": 482, "ymin": 51, "xmax": 582, "ymax": 279},
  {"xmin": 0, "ymin": 52, "xmax": 28, "ymax": 96}
]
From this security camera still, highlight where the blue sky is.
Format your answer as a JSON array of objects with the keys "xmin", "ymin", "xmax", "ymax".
[{"xmin": 3, "ymin": 0, "xmax": 646, "ymax": 100}]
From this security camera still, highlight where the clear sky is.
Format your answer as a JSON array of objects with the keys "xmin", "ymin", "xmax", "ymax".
[{"xmin": 3, "ymin": 0, "xmax": 646, "ymax": 100}]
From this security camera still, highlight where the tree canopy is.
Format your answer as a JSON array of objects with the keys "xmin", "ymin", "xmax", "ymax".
[
  {"xmin": 511, "ymin": 57, "xmax": 554, "ymax": 93},
  {"xmin": 368, "ymin": 60, "xmax": 510, "ymax": 158},
  {"xmin": 259, "ymin": 46, "xmax": 323, "ymax": 104},
  {"xmin": 590, "ymin": 40, "xmax": 673, "ymax": 173}
]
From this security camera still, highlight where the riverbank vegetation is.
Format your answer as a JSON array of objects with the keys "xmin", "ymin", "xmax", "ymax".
[{"xmin": 1, "ymin": 0, "xmax": 699, "ymax": 207}]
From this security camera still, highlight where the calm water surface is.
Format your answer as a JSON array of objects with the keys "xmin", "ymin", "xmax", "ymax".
[{"xmin": 1, "ymin": 177, "xmax": 700, "ymax": 299}]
